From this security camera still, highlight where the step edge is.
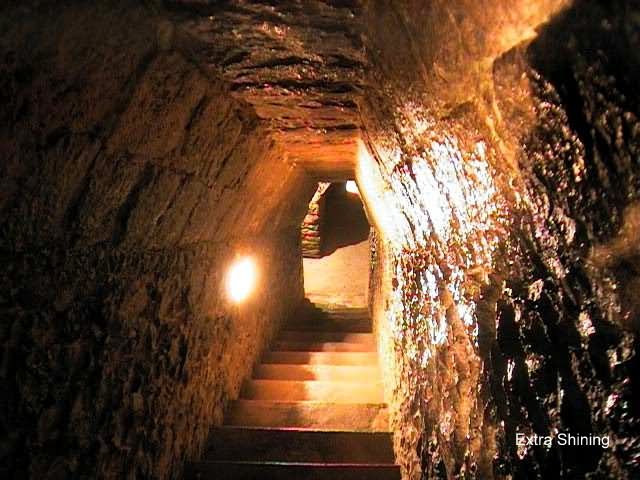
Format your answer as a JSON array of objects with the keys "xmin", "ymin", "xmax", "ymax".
[
  {"xmin": 232, "ymin": 399, "xmax": 389, "ymax": 407},
  {"xmin": 190, "ymin": 460, "xmax": 399, "ymax": 468},
  {"xmin": 276, "ymin": 338, "xmax": 375, "ymax": 341},
  {"xmin": 255, "ymin": 364, "xmax": 381, "ymax": 369},
  {"xmin": 279, "ymin": 331, "xmax": 374, "ymax": 337},
  {"xmin": 220, "ymin": 425, "xmax": 394, "ymax": 434},
  {"xmin": 274, "ymin": 341, "xmax": 376, "ymax": 346},
  {"xmin": 238, "ymin": 398, "xmax": 385, "ymax": 404},
  {"xmin": 265, "ymin": 351, "xmax": 378, "ymax": 356},
  {"xmin": 246, "ymin": 379, "xmax": 384, "ymax": 386},
  {"xmin": 214, "ymin": 425, "xmax": 394, "ymax": 435}
]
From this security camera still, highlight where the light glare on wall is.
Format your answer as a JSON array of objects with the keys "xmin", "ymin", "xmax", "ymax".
[
  {"xmin": 226, "ymin": 257, "xmax": 257, "ymax": 303},
  {"xmin": 346, "ymin": 180, "xmax": 360, "ymax": 195}
]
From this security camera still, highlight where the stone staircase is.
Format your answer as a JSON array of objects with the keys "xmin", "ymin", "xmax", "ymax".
[{"xmin": 186, "ymin": 305, "xmax": 400, "ymax": 479}]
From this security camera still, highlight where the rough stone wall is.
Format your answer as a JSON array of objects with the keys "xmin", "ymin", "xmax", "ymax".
[
  {"xmin": 361, "ymin": 1, "xmax": 640, "ymax": 478},
  {"xmin": 362, "ymin": 108, "xmax": 507, "ymax": 479},
  {"xmin": 364, "ymin": 0, "xmax": 570, "ymax": 118},
  {"xmin": 301, "ymin": 183, "xmax": 330, "ymax": 258},
  {"xmin": 488, "ymin": 4, "xmax": 640, "ymax": 476},
  {"xmin": 0, "ymin": 2, "xmax": 313, "ymax": 478}
]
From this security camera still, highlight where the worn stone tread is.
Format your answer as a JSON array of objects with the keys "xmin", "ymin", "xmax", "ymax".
[
  {"xmin": 284, "ymin": 319, "xmax": 372, "ymax": 333},
  {"xmin": 253, "ymin": 364, "xmax": 381, "ymax": 382},
  {"xmin": 273, "ymin": 340, "xmax": 375, "ymax": 352},
  {"xmin": 226, "ymin": 400, "xmax": 389, "ymax": 431},
  {"xmin": 185, "ymin": 461, "xmax": 401, "ymax": 480},
  {"xmin": 204, "ymin": 427, "xmax": 396, "ymax": 463},
  {"xmin": 278, "ymin": 331, "xmax": 375, "ymax": 344},
  {"xmin": 263, "ymin": 351, "xmax": 378, "ymax": 366},
  {"xmin": 241, "ymin": 379, "xmax": 384, "ymax": 403}
]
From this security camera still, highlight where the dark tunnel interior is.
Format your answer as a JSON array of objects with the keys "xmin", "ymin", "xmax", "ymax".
[
  {"xmin": 320, "ymin": 183, "xmax": 370, "ymax": 256},
  {"xmin": 1, "ymin": 1, "xmax": 640, "ymax": 479}
]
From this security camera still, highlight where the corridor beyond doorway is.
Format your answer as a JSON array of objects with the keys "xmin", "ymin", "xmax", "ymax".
[
  {"xmin": 304, "ymin": 241, "xmax": 369, "ymax": 307},
  {"xmin": 302, "ymin": 183, "xmax": 370, "ymax": 308}
]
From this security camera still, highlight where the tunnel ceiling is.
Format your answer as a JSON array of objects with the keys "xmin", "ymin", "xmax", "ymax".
[{"xmin": 170, "ymin": 0, "xmax": 366, "ymax": 180}]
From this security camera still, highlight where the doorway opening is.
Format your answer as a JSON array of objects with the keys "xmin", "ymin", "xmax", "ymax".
[{"xmin": 301, "ymin": 182, "xmax": 371, "ymax": 308}]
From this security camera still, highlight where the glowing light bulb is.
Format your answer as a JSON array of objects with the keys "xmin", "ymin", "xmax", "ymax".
[
  {"xmin": 226, "ymin": 257, "xmax": 256, "ymax": 303},
  {"xmin": 346, "ymin": 180, "xmax": 359, "ymax": 194}
]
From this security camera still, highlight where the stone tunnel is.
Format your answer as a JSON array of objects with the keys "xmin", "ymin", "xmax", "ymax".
[{"xmin": 1, "ymin": 0, "xmax": 640, "ymax": 479}]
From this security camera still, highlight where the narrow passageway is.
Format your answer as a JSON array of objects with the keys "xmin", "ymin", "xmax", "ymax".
[
  {"xmin": 187, "ymin": 303, "xmax": 400, "ymax": 479},
  {"xmin": 186, "ymin": 183, "xmax": 394, "ymax": 478}
]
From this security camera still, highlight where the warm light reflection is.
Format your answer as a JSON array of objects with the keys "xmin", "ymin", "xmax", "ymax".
[
  {"xmin": 345, "ymin": 180, "xmax": 360, "ymax": 195},
  {"xmin": 226, "ymin": 257, "xmax": 257, "ymax": 303},
  {"xmin": 355, "ymin": 140, "xmax": 403, "ymax": 245}
]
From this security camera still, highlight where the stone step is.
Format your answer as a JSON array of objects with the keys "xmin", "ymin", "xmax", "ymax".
[
  {"xmin": 287, "ymin": 319, "xmax": 372, "ymax": 333},
  {"xmin": 310, "ymin": 308, "xmax": 369, "ymax": 318},
  {"xmin": 226, "ymin": 400, "xmax": 390, "ymax": 431},
  {"xmin": 242, "ymin": 380, "xmax": 384, "ymax": 403},
  {"xmin": 263, "ymin": 351, "xmax": 378, "ymax": 366},
  {"xmin": 185, "ymin": 461, "xmax": 401, "ymax": 480},
  {"xmin": 273, "ymin": 341, "xmax": 375, "ymax": 352},
  {"xmin": 254, "ymin": 364, "xmax": 381, "ymax": 382},
  {"xmin": 279, "ymin": 331, "xmax": 375, "ymax": 345},
  {"xmin": 185, "ymin": 304, "xmax": 399, "ymax": 478},
  {"xmin": 203, "ymin": 427, "xmax": 396, "ymax": 463}
]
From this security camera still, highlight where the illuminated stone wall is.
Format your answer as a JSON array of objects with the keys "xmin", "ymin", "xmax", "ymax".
[
  {"xmin": 362, "ymin": 112, "xmax": 507, "ymax": 479},
  {"xmin": 362, "ymin": 1, "xmax": 640, "ymax": 478},
  {"xmin": 0, "ymin": 2, "xmax": 314, "ymax": 478}
]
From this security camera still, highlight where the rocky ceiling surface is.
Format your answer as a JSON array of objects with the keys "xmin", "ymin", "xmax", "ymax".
[{"xmin": 169, "ymin": 0, "xmax": 366, "ymax": 180}]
